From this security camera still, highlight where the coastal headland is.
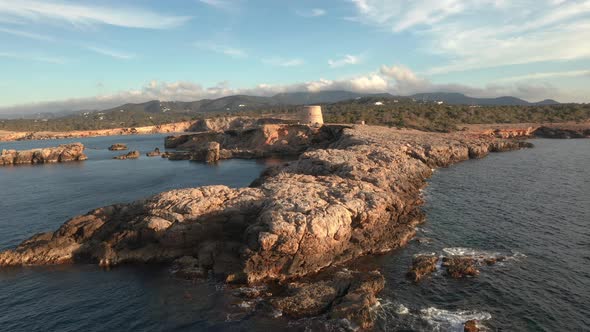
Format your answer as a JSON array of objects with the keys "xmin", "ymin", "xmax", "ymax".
[
  {"xmin": 1, "ymin": 116, "xmax": 589, "ymax": 143},
  {"xmin": 0, "ymin": 122, "xmax": 534, "ymax": 329}
]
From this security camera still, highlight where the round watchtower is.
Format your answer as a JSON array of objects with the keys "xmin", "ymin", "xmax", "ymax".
[{"xmin": 300, "ymin": 105, "xmax": 324, "ymax": 126}]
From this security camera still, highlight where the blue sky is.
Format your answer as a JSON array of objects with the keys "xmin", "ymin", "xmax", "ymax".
[{"xmin": 0, "ymin": 0, "xmax": 589, "ymax": 113}]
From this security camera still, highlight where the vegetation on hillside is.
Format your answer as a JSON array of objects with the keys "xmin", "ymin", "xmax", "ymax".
[{"xmin": 1, "ymin": 96, "xmax": 589, "ymax": 133}]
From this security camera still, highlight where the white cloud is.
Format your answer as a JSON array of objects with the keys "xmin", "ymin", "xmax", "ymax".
[
  {"xmin": 328, "ymin": 54, "xmax": 361, "ymax": 68},
  {"xmin": 195, "ymin": 41, "xmax": 247, "ymax": 58},
  {"xmin": 2, "ymin": 63, "xmax": 586, "ymax": 115},
  {"xmin": 0, "ymin": 26, "xmax": 54, "ymax": 41},
  {"xmin": 198, "ymin": 0, "xmax": 233, "ymax": 10},
  {"xmin": 494, "ymin": 69, "xmax": 590, "ymax": 82},
  {"xmin": 262, "ymin": 57, "xmax": 305, "ymax": 67},
  {"xmin": 0, "ymin": 51, "xmax": 66, "ymax": 64},
  {"xmin": 296, "ymin": 8, "xmax": 326, "ymax": 17},
  {"xmin": 0, "ymin": 0, "xmax": 191, "ymax": 29},
  {"xmin": 86, "ymin": 46, "xmax": 134, "ymax": 60},
  {"xmin": 349, "ymin": 0, "xmax": 590, "ymax": 73}
]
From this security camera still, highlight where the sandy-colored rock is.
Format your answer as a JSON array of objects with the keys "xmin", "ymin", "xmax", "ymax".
[
  {"xmin": 146, "ymin": 147, "xmax": 161, "ymax": 157},
  {"xmin": 108, "ymin": 143, "xmax": 128, "ymax": 151},
  {"xmin": 0, "ymin": 125, "xmax": 534, "ymax": 326},
  {"xmin": 113, "ymin": 150, "xmax": 140, "ymax": 160},
  {"xmin": 0, "ymin": 143, "xmax": 87, "ymax": 166}
]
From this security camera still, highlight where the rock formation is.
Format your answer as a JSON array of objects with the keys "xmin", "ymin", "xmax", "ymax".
[
  {"xmin": 464, "ymin": 320, "xmax": 480, "ymax": 332},
  {"xmin": 187, "ymin": 116, "xmax": 293, "ymax": 132},
  {"xmin": 108, "ymin": 143, "xmax": 128, "ymax": 151},
  {"xmin": 0, "ymin": 125, "xmax": 532, "ymax": 328},
  {"xmin": 146, "ymin": 148, "xmax": 161, "ymax": 157},
  {"xmin": 408, "ymin": 250, "xmax": 507, "ymax": 281},
  {"xmin": 0, "ymin": 121, "xmax": 196, "ymax": 142},
  {"xmin": 0, "ymin": 143, "xmax": 87, "ymax": 166},
  {"xmin": 113, "ymin": 150, "xmax": 140, "ymax": 160},
  {"xmin": 407, "ymin": 254, "xmax": 439, "ymax": 282},
  {"xmin": 534, "ymin": 125, "xmax": 590, "ymax": 138},
  {"xmin": 165, "ymin": 124, "xmax": 346, "ymax": 161}
]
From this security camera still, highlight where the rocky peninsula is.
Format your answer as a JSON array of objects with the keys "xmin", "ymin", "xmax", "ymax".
[
  {"xmin": 0, "ymin": 125, "xmax": 531, "ymax": 328},
  {"xmin": 0, "ymin": 143, "xmax": 87, "ymax": 166}
]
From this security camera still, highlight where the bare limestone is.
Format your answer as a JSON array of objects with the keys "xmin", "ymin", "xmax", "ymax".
[{"xmin": 0, "ymin": 125, "xmax": 531, "ymax": 328}]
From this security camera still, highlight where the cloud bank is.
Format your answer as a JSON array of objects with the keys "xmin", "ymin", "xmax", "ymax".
[
  {"xmin": 349, "ymin": 0, "xmax": 590, "ymax": 74},
  {"xmin": 0, "ymin": 0, "xmax": 191, "ymax": 29},
  {"xmin": 1, "ymin": 64, "xmax": 579, "ymax": 115}
]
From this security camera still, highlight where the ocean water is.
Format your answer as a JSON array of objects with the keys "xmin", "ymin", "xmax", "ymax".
[
  {"xmin": 0, "ymin": 134, "xmax": 291, "ymax": 331},
  {"xmin": 372, "ymin": 139, "xmax": 590, "ymax": 331},
  {"xmin": 1, "ymin": 136, "xmax": 589, "ymax": 331}
]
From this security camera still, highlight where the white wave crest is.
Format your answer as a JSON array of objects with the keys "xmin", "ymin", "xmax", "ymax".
[{"xmin": 420, "ymin": 307, "xmax": 491, "ymax": 332}]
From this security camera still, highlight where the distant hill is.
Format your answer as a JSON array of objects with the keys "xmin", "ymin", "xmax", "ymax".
[
  {"xmin": 410, "ymin": 92, "xmax": 560, "ymax": 106},
  {"xmin": 72, "ymin": 91, "xmax": 564, "ymax": 117},
  {"xmin": 101, "ymin": 91, "xmax": 395, "ymax": 115},
  {"xmin": 0, "ymin": 90, "xmax": 562, "ymax": 121}
]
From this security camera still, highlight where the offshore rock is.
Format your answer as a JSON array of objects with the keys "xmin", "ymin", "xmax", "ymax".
[
  {"xmin": 113, "ymin": 150, "xmax": 140, "ymax": 160},
  {"xmin": 271, "ymin": 269, "xmax": 384, "ymax": 329},
  {"xmin": 407, "ymin": 254, "xmax": 439, "ymax": 282},
  {"xmin": 146, "ymin": 147, "xmax": 161, "ymax": 157},
  {"xmin": 187, "ymin": 142, "xmax": 220, "ymax": 163},
  {"xmin": 0, "ymin": 143, "xmax": 87, "ymax": 166},
  {"xmin": 464, "ymin": 319, "xmax": 480, "ymax": 332},
  {"xmin": 443, "ymin": 257, "xmax": 480, "ymax": 278},
  {"xmin": 108, "ymin": 143, "xmax": 128, "ymax": 151}
]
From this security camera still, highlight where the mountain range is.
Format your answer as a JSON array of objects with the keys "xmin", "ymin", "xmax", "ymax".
[
  {"xmin": 1, "ymin": 91, "xmax": 561, "ymax": 119},
  {"xmin": 101, "ymin": 91, "xmax": 560, "ymax": 114}
]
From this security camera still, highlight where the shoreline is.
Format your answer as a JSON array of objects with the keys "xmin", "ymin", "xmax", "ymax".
[
  {"xmin": 0, "ymin": 124, "xmax": 534, "ymax": 328},
  {"xmin": 1, "ymin": 119, "xmax": 589, "ymax": 143}
]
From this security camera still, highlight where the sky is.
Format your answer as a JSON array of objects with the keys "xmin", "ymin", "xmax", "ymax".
[{"xmin": 0, "ymin": 0, "xmax": 589, "ymax": 114}]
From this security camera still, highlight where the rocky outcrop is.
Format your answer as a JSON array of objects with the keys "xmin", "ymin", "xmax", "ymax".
[
  {"xmin": 0, "ymin": 143, "xmax": 87, "ymax": 166},
  {"xmin": 0, "ymin": 121, "xmax": 196, "ymax": 142},
  {"xmin": 271, "ymin": 269, "xmax": 384, "ymax": 329},
  {"xmin": 407, "ymin": 254, "xmax": 439, "ymax": 282},
  {"xmin": 113, "ymin": 150, "xmax": 140, "ymax": 160},
  {"xmin": 464, "ymin": 319, "xmax": 480, "ymax": 332},
  {"xmin": 108, "ymin": 143, "xmax": 128, "ymax": 151},
  {"xmin": 0, "ymin": 126, "xmax": 532, "ymax": 328},
  {"xmin": 534, "ymin": 125, "xmax": 590, "ymax": 138},
  {"xmin": 187, "ymin": 117, "xmax": 294, "ymax": 132},
  {"xmin": 443, "ymin": 257, "xmax": 480, "ymax": 278},
  {"xmin": 146, "ymin": 148, "xmax": 162, "ymax": 157},
  {"xmin": 146, "ymin": 148, "xmax": 161, "ymax": 157},
  {"xmin": 165, "ymin": 124, "xmax": 348, "ymax": 161},
  {"xmin": 407, "ymin": 249, "xmax": 507, "ymax": 281}
]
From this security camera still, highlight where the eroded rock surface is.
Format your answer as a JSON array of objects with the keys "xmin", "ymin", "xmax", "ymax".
[
  {"xmin": 0, "ymin": 125, "xmax": 532, "ymax": 328},
  {"xmin": 407, "ymin": 254, "xmax": 439, "ymax": 282},
  {"xmin": 113, "ymin": 150, "xmax": 140, "ymax": 160},
  {"xmin": 108, "ymin": 143, "xmax": 128, "ymax": 151},
  {"xmin": 146, "ymin": 148, "xmax": 161, "ymax": 157},
  {"xmin": 1, "ymin": 143, "xmax": 87, "ymax": 166},
  {"xmin": 272, "ymin": 269, "xmax": 384, "ymax": 329}
]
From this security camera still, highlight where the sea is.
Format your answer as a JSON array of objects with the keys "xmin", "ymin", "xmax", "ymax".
[{"xmin": 0, "ymin": 135, "xmax": 588, "ymax": 331}]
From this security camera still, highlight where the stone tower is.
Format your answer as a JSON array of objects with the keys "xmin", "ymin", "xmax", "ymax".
[{"xmin": 300, "ymin": 105, "xmax": 324, "ymax": 126}]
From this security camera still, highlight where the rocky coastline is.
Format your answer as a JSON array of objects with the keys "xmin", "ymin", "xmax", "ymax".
[
  {"xmin": 0, "ymin": 116, "xmax": 292, "ymax": 142},
  {"xmin": 0, "ymin": 143, "xmax": 87, "ymax": 166},
  {"xmin": 0, "ymin": 125, "xmax": 532, "ymax": 329},
  {"xmin": 464, "ymin": 121, "xmax": 590, "ymax": 139}
]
